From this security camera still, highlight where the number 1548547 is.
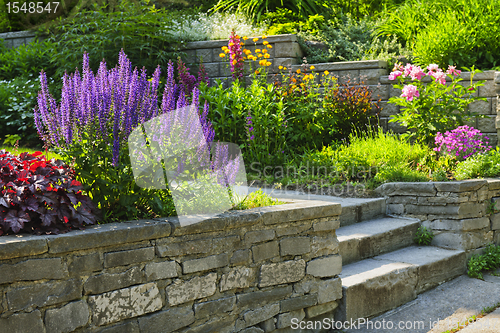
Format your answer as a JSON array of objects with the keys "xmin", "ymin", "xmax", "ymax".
[{"xmin": 6, "ymin": 2, "xmax": 60, "ymax": 14}]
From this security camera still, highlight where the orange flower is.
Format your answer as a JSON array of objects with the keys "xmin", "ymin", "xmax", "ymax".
[
  {"xmin": 266, "ymin": 44, "xmax": 272, "ymax": 49},
  {"xmin": 310, "ymin": 66, "xmax": 315, "ymax": 70},
  {"xmin": 263, "ymin": 41, "xmax": 269, "ymax": 45},
  {"xmin": 262, "ymin": 49, "xmax": 268, "ymax": 54},
  {"xmin": 253, "ymin": 38, "xmax": 259, "ymax": 42},
  {"xmin": 264, "ymin": 54, "xmax": 270, "ymax": 58},
  {"xmin": 219, "ymin": 53, "xmax": 225, "ymax": 58},
  {"xmin": 255, "ymin": 49, "xmax": 261, "ymax": 53},
  {"xmin": 258, "ymin": 54, "xmax": 263, "ymax": 58},
  {"xmin": 296, "ymin": 69, "xmax": 301, "ymax": 74},
  {"xmin": 243, "ymin": 36, "xmax": 249, "ymax": 40},
  {"xmin": 262, "ymin": 35, "xmax": 267, "ymax": 39}
]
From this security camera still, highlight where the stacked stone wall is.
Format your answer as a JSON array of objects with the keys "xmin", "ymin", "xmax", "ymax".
[
  {"xmin": 0, "ymin": 200, "xmax": 342, "ymax": 333},
  {"xmin": 376, "ymin": 179, "xmax": 500, "ymax": 256},
  {"xmin": 0, "ymin": 30, "xmax": 38, "ymax": 49}
]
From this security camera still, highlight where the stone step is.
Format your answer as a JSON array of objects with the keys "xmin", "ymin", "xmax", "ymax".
[
  {"xmin": 249, "ymin": 187, "xmax": 386, "ymax": 226},
  {"xmin": 336, "ymin": 246, "xmax": 466, "ymax": 323},
  {"xmin": 337, "ymin": 216, "xmax": 420, "ymax": 265}
]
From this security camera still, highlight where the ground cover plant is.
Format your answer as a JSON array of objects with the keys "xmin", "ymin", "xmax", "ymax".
[{"xmin": 468, "ymin": 244, "xmax": 500, "ymax": 280}]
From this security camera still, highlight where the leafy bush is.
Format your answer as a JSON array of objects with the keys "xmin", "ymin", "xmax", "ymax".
[
  {"xmin": 0, "ymin": 150, "xmax": 99, "ymax": 235},
  {"xmin": 414, "ymin": 226, "xmax": 434, "ymax": 245},
  {"xmin": 388, "ymin": 63, "xmax": 487, "ymax": 145},
  {"xmin": 34, "ymin": 52, "xmax": 212, "ymax": 222},
  {"xmin": 376, "ymin": 0, "xmax": 500, "ymax": 69},
  {"xmin": 41, "ymin": 2, "xmax": 183, "ymax": 79},
  {"xmin": 468, "ymin": 244, "xmax": 500, "ymax": 279},
  {"xmin": 455, "ymin": 148, "xmax": 500, "ymax": 180},
  {"xmin": 434, "ymin": 125, "xmax": 492, "ymax": 161},
  {"xmin": 0, "ymin": 40, "xmax": 57, "ymax": 80},
  {"xmin": 232, "ymin": 189, "xmax": 283, "ymax": 210},
  {"xmin": 374, "ymin": 163, "xmax": 429, "ymax": 183},
  {"xmin": 0, "ymin": 75, "xmax": 51, "ymax": 145}
]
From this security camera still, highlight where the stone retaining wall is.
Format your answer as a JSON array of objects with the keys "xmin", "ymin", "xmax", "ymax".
[
  {"xmin": 376, "ymin": 179, "xmax": 500, "ymax": 255},
  {"xmin": 0, "ymin": 200, "xmax": 342, "ymax": 333},
  {"xmin": 0, "ymin": 30, "xmax": 38, "ymax": 49}
]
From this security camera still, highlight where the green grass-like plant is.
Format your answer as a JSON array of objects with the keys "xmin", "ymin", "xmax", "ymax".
[
  {"xmin": 414, "ymin": 226, "xmax": 434, "ymax": 245},
  {"xmin": 232, "ymin": 189, "xmax": 284, "ymax": 210}
]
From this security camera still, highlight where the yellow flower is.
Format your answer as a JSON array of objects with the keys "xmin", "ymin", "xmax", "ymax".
[
  {"xmin": 253, "ymin": 38, "xmax": 259, "ymax": 42},
  {"xmin": 310, "ymin": 66, "xmax": 315, "ymax": 70},
  {"xmin": 243, "ymin": 57, "xmax": 247, "ymax": 60},
  {"xmin": 232, "ymin": 60, "xmax": 237, "ymax": 65},
  {"xmin": 258, "ymin": 53, "xmax": 263, "ymax": 58},
  {"xmin": 283, "ymin": 67, "xmax": 287, "ymax": 70},
  {"xmin": 296, "ymin": 69, "xmax": 301, "ymax": 74},
  {"xmin": 300, "ymin": 83, "xmax": 305, "ymax": 87},
  {"xmin": 231, "ymin": 54, "xmax": 236, "ymax": 59},
  {"xmin": 292, "ymin": 78, "xmax": 297, "ymax": 83},
  {"xmin": 224, "ymin": 49, "xmax": 230, "ymax": 54},
  {"xmin": 263, "ymin": 41, "xmax": 269, "ymax": 45},
  {"xmin": 266, "ymin": 44, "xmax": 272, "ymax": 49},
  {"xmin": 324, "ymin": 70, "xmax": 329, "ymax": 75},
  {"xmin": 262, "ymin": 35, "xmax": 267, "ymax": 39},
  {"xmin": 255, "ymin": 49, "xmax": 261, "ymax": 53},
  {"xmin": 283, "ymin": 92, "xmax": 288, "ymax": 96},
  {"xmin": 219, "ymin": 53, "xmax": 225, "ymax": 58},
  {"xmin": 243, "ymin": 49, "xmax": 251, "ymax": 55},
  {"xmin": 243, "ymin": 36, "xmax": 249, "ymax": 40},
  {"xmin": 266, "ymin": 61, "xmax": 271, "ymax": 66},
  {"xmin": 221, "ymin": 46, "xmax": 228, "ymax": 51},
  {"xmin": 259, "ymin": 60, "xmax": 265, "ymax": 66},
  {"xmin": 235, "ymin": 35, "xmax": 240, "ymax": 39},
  {"xmin": 229, "ymin": 42, "xmax": 234, "ymax": 46},
  {"xmin": 264, "ymin": 53, "xmax": 270, "ymax": 58},
  {"xmin": 262, "ymin": 49, "xmax": 268, "ymax": 54},
  {"xmin": 292, "ymin": 85, "xmax": 297, "ymax": 89},
  {"xmin": 278, "ymin": 65, "xmax": 283, "ymax": 70}
]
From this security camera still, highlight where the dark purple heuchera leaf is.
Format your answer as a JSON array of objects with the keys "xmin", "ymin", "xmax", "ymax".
[{"xmin": 4, "ymin": 210, "xmax": 31, "ymax": 233}]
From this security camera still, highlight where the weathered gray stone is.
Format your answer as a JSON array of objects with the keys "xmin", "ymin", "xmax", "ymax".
[
  {"xmin": 275, "ymin": 221, "xmax": 312, "ymax": 237},
  {"xmin": 44, "ymin": 300, "xmax": 89, "ymax": 333},
  {"xmin": 259, "ymin": 201, "xmax": 341, "ymax": 225},
  {"xmin": 280, "ymin": 294, "xmax": 317, "ymax": 312},
  {"xmin": 213, "ymin": 235, "xmax": 241, "ymax": 253},
  {"xmin": 245, "ymin": 230, "xmax": 275, "ymax": 244},
  {"xmin": 387, "ymin": 203, "xmax": 405, "ymax": 214},
  {"xmin": 88, "ymin": 282, "xmax": 162, "ymax": 326},
  {"xmin": 97, "ymin": 321, "xmax": 140, "ymax": 333},
  {"xmin": 196, "ymin": 48, "xmax": 213, "ymax": 62},
  {"xmin": 194, "ymin": 296, "xmax": 236, "ymax": 318},
  {"xmin": 280, "ymin": 237, "xmax": 310, "ymax": 256},
  {"xmin": 434, "ymin": 180, "xmax": 486, "ymax": 192},
  {"xmin": 406, "ymin": 202, "xmax": 485, "ymax": 218},
  {"xmin": 318, "ymin": 277, "xmax": 342, "ymax": 304},
  {"xmin": 182, "ymin": 316, "xmax": 236, "ymax": 333},
  {"xmin": 84, "ymin": 267, "xmax": 144, "ymax": 295},
  {"xmin": 252, "ymin": 241, "xmax": 279, "ymax": 262},
  {"xmin": 237, "ymin": 285, "xmax": 292, "ymax": 309},
  {"xmin": 492, "ymin": 213, "xmax": 500, "ymax": 230},
  {"xmin": 220, "ymin": 267, "xmax": 255, "ymax": 291},
  {"xmin": 424, "ymin": 217, "xmax": 490, "ymax": 231},
  {"xmin": 47, "ymin": 220, "xmax": 171, "ymax": 253},
  {"xmin": 305, "ymin": 301, "xmax": 338, "ymax": 318},
  {"xmin": 166, "ymin": 273, "xmax": 217, "ymax": 306},
  {"xmin": 240, "ymin": 327, "xmax": 265, "ymax": 333},
  {"xmin": 7, "ymin": 279, "xmax": 82, "ymax": 311},
  {"xmin": 275, "ymin": 42, "xmax": 302, "ymax": 58},
  {"xmin": 310, "ymin": 235, "xmax": 339, "ymax": 258},
  {"xmin": 277, "ymin": 309, "xmax": 306, "ymax": 328},
  {"xmin": 138, "ymin": 305, "xmax": 195, "ymax": 333},
  {"xmin": 306, "ymin": 255, "xmax": 342, "ymax": 277},
  {"xmin": 145, "ymin": 261, "xmax": 178, "ymax": 280},
  {"xmin": 432, "ymin": 230, "xmax": 493, "ymax": 250},
  {"xmin": 259, "ymin": 259, "xmax": 306, "ymax": 287},
  {"xmin": 69, "ymin": 253, "xmax": 102, "ymax": 274},
  {"xmin": 156, "ymin": 238, "xmax": 212, "ymax": 257},
  {"xmin": 243, "ymin": 303, "xmax": 280, "ymax": 328},
  {"xmin": 386, "ymin": 196, "xmax": 418, "ymax": 204},
  {"xmin": 182, "ymin": 253, "xmax": 228, "ymax": 273},
  {"xmin": 312, "ymin": 219, "xmax": 340, "ymax": 231},
  {"xmin": 104, "ymin": 247, "xmax": 155, "ymax": 268},
  {"xmin": 0, "ymin": 258, "xmax": 67, "ymax": 284},
  {"xmin": 0, "ymin": 235, "xmax": 48, "ymax": 260},
  {"xmin": 259, "ymin": 317, "xmax": 276, "ymax": 332},
  {"xmin": 204, "ymin": 62, "xmax": 220, "ymax": 77},
  {"xmin": 231, "ymin": 249, "xmax": 250, "ymax": 265},
  {"xmin": 359, "ymin": 68, "xmax": 386, "ymax": 85},
  {"xmin": 0, "ymin": 310, "xmax": 44, "ymax": 333},
  {"xmin": 376, "ymin": 182, "xmax": 436, "ymax": 197}
]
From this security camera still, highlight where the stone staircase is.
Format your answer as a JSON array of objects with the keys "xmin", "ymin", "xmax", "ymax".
[{"xmin": 334, "ymin": 199, "xmax": 467, "ymax": 323}]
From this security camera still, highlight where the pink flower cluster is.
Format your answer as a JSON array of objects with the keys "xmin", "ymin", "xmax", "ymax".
[
  {"xmin": 389, "ymin": 63, "xmax": 462, "ymax": 102},
  {"xmin": 434, "ymin": 125, "xmax": 492, "ymax": 160}
]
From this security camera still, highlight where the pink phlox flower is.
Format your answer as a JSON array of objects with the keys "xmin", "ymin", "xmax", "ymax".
[
  {"xmin": 388, "ymin": 70, "xmax": 402, "ymax": 80},
  {"xmin": 430, "ymin": 70, "xmax": 447, "ymax": 85},
  {"xmin": 409, "ymin": 66, "xmax": 425, "ymax": 80},
  {"xmin": 427, "ymin": 64, "xmax": 440, "ymax": 73},
  {"xmin": 401, "ymin": 84, "xmax": 419, "ymax": 101},
  {"xmin": 446, "ymin": 65, "xmax": 461, "ymax": 76}
]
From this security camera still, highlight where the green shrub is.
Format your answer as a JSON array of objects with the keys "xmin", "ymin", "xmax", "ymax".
[
  {"xmin": 414, "ymin": 226, "xmax": 434, "ymax": 245},
  {"xmin": 455, "ymin": 148, "xmax": 500, "ymax": 180},
  {"xmin": 0, "ymin": 40, "xmax": 57, "ymax": 80},
  {"xmin": 374, "ymin": 163, "xmax": 429, "ymax": 183},
  {"xmin": 376, "ymin": 0, "xmax": 500, "ymax": 69},
  {"xmin": 0, "ymin": 75, "xmax": 53, "ymax": 145},
  {"xmin": 42, "ymin": 2, "xmax": 183, "ymax": 78},
  {"xmin": 468, "ymin": 244, "xmax": 500, "ymax": 279},
  {"xmin": 232, "ymin": 189, "xmax": 283, "ymax": 210}
]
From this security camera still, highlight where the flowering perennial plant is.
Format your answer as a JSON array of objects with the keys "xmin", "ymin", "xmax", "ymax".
[
  {"xmin": 434, "ymin": 125, "xmax": 492, "ymax": 161},
  {"xmin": 34, "ymin": 51, "xmax": 216, "ymax": 221},
  {"xmin": 388, "ymin": 63, "xmax": 487, "ymax": 145},
  {"xmin": 0, "ymin": 150, "xmax": 98, "ymax": 235}
]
